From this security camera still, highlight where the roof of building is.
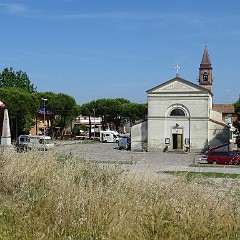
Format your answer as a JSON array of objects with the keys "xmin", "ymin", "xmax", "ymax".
[
  {"xmin": 212, "ymin": 104, "xmax": 235, "ymax": 114},
  {"xmin": 200, "ymin": 46, "xmax": 212, "ymax": 69},
  {"xmin": 146, "ymin": 76, "xmax": 212, "ymax": 95}
]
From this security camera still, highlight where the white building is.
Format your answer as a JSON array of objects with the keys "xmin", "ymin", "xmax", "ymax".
[
  {"xmin": 131, "ymin": 47, "xmax": 230, "ymax": 153},
  {"xmin": 74, "ymin": 115, "xmax": 103, "ymax": 133}
]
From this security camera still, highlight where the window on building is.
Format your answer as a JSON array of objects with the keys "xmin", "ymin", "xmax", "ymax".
[
  {"xmin": 203, "ymin": 72, "xmax": 208, "ymax": 82},
  {"xmin": 170, "ymin": 109, "xmax": 186, "ymax": 116},
  {"xmin": 227, "ymin": 114, "xmax": 232, "ymax": 124}
]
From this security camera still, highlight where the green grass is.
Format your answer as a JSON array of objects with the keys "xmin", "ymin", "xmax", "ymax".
[
  {"xmin": 79, "ymin": 139, "xmax": 101, "ymax": 144},
  {"xmin": 163, "ymin": 170, "xmax": 240, "ymax": 181}
]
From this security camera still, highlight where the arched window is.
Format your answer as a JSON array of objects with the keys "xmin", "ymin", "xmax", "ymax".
[{"xmin": 170, "ymin": 108, "xmax": 186, "ymax": 116}]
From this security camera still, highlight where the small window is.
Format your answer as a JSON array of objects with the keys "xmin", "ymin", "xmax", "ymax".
[
  {"xmin": 203, "ymin": 72, "xmax": 208, "ymax": 81},
  {"xmin": 170, "ymin": 109, "xmax": 185, "ymax": 116},
  {"xmin": 210, "ymin": 152, "xmax": 217, "ymax": 156},
  {"xmin": 229, "ymin": 152, "xmax": 235, "ymax": 157},
  {"xmin": 210, "ymin": 151, "xmax": 229, "ymax": 156},
  {"xmin": 227, "ymin": 114, "xmax": 232, "ymax": 124},
  {"xmin": 210, "ymin": 152, "xmax": 221, "ymax": 156}
]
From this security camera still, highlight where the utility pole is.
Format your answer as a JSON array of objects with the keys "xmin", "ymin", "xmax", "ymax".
[{"xmin": 41, "ymin": 98, "xmax": 48, "ymax": 150}]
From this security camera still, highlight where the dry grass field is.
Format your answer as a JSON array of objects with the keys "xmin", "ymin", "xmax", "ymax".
[{"xmin": 0, "ymin": 148, "xmax": 240, "ymax": 239}]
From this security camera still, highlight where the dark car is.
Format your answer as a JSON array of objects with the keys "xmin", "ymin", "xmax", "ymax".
[{"xmin": 207, "ymin": 150, "xmax": 240, "ymax": 165}]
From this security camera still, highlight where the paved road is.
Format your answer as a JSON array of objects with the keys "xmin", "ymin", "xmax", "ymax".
[{"xmin": 54, "ymin": 141, "xmax": 240, "ymax": 174}]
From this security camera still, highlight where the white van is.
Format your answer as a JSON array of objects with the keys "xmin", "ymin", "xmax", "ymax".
[
  {"xmin": 100, "ymin": 131, "xmax": 120, "ymax": 143},
  {"xmin": 18, "ymin": 134, "xmax": 30, "ymax": 146},
  {"xmin": 28, "ymin": 135, "xmax": 54, "ymax": 150}
]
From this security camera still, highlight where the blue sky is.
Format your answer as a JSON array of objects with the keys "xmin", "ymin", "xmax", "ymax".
[{"xmin": 0, "ymin": 0, "xmax": 240, "ymax": 105}]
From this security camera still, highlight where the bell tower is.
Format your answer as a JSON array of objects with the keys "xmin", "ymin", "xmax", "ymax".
[{"xmin": 199, "ymin": 46, "xmax": 213, "ymax": 92}]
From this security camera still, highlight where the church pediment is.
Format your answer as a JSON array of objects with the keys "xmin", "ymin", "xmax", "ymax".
[
  {"xmin": 160, "ymin": 81, "xmax": 195, "ymax": 92},
  {"xmin": 147, "ymin": 77, "xmax": 211, "ymax": 94}
]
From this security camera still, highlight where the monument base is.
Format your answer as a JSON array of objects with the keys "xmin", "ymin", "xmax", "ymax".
[{"xmin": 1, "ymin": 137, "xmax": 11, "ymax": 145}]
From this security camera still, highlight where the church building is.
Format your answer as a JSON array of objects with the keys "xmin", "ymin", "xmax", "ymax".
[{"xmin": 131, "ymin": 47, "xmax": 230, "ymax": 153}]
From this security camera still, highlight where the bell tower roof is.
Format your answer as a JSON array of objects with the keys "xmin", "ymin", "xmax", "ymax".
[
  {"xmin": 199, "ymin": 46, "xmax": 213, "ymax": 93},
  {"xmin": 200, "ymin": 46, "xmax": 212, "ymax": 69}
]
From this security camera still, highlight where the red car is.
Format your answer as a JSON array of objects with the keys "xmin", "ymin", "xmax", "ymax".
[{"xmin": 207, "ymin": 150, "xmax": 240, "ymax": 165}]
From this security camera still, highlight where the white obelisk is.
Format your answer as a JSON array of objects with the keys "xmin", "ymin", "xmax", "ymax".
[{"xmin": 1, "ymin": 109, "xmax": 11, "ymax": 145}]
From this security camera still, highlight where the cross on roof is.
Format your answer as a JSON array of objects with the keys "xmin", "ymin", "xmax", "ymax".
[{"xmin": 175, "ymin": 65, "xmax": 180, "ymax": 76}]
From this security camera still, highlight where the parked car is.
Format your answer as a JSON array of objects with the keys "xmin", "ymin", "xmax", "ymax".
[
  {"xmin": 14, "ymin": 134, "xmax": 30, "ymax": 152},
  {"xmin": 27, "ymin": 135, "xmax": 54, "ymax": 151},
  {"xmin": 118, "ymin": 136, "xmax": 131, "ymax": 150},
  {"xmin": 15, "ymin": 135, "xmax": 54, "ymax": 152},
  {"xmin": 207, "ymin": 150, "xmax": 240, "ymax": 165},
  {"xmin": 233, "ymin": 149, "xmax": 240, "ymax": 155},
  {"xmin": 100, "ymin": 131, "xmax": 120, "ymax": 143}
]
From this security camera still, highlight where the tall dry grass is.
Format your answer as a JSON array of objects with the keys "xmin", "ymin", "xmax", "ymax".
[{"xmin": 0, "ymin": 149, "xmax": 240, "ymax": 239}]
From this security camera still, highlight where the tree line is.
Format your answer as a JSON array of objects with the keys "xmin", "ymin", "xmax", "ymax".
[{"xmin": 0, "ymin": 67, "xmax": 146, "ymax": 140}]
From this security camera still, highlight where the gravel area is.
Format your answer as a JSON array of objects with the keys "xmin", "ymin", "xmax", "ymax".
[{"xmin": 54, "ymin": 141, "xmax": 240, "ymax": 174}]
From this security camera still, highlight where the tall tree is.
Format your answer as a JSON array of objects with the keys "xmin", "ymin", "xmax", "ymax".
[
  {"xmin": 81, "ymin": 98, "xmax": 146, "ymax": 132},
  {"xmin": 0, "ymin": 67, "xmax": 38, "ymax": 138},
  {"xmin": 0, "ymin": 67, "xmax": 37, "ymax": 93},
  {"xmin": 120, "ymin": 102, "xmax": 147, "ymax": 125},
  {"xmin": 36, "ymin": 92, "xmax": 80, "ymax": 138},
  {"xmin": 81, "ymin": 101, "xmax": 95, "ymax": 138},
  {"xmin": 233, "ymin": 100, "xmax": 240, "ymax": 132},
  {"xmin": 0, "ymin": 87, "xmax": 39, "ymax": 138}
]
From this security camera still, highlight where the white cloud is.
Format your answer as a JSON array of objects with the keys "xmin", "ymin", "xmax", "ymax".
[{"xmin": 0, "ymin": 3, "xmax": 27, "ymax": 14}]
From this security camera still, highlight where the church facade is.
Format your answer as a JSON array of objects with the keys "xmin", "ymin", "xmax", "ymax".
[{"xmin": 131, "ymin": 47, "xmax": 230, "ymax": 153}]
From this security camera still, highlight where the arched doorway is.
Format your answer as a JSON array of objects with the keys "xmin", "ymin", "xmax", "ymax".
[
  {"xmin": 165, "ymin": 104, "xmax": 190, "ymax": 151},
  {"xmin": 170, "ymin": 109, "xmax": 185, "ymax": 150}
]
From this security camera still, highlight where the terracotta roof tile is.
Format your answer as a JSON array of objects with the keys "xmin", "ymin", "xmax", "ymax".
[
  {"xmin": 200, "ymin": 46, "xmax": 212, "ymax": 69},
  {"xmin": 212, "ymin": 104, "xmax": 235, "ymax": 113}
]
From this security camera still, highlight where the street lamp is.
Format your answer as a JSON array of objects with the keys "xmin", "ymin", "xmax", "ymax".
[
  {"xmin": 41, "ymin": 98, "xmax": 48, "ymax": 150},
  {"xmin": 93, "ymin": 108, "xmax": 96, "ymax": 140}
]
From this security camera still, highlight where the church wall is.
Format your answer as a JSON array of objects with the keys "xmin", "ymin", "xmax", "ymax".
[
  {"xmin": 148, "ymin": 96, "xmax": 209, "ymax": 119},
  {"xmin": 210, "ymin": 109, "xmax": 223, "ymax": 123},
  {"xmin": 164, "ymin": 118, "xmax": 190, "ymax": 151},
  {"xmin": 208, "ymin": 121, "xmax": 230, "ymax": 148},
  {"xmin": 147, "ymin": 95, "xmax": 210, "ymax": 152},
  {"xmin": 147, "ymin": 118, "xmax": 165, "ymax": 151},
  {"xmin": 190, "ymin": 118, "xmax": 209, "ymax": 152},
  {"xmin": 131, "ymin": 121, "xmax": 148, "ymax": 151},
  {"xmin": 148, "ymin": 117, "xmax": 209, "ymax": 152}
]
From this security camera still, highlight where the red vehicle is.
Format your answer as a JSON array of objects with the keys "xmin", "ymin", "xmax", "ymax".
[{"xmin": 207, "ymin": 150, "xmax": 240, "ymax": 165}]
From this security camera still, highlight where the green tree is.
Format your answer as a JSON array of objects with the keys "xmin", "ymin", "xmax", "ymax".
[
  {"xmin": 0, "ymin": 87, "xmax": 39, "ymax": 138},
  {"xmin": 233, "ymin": 101, "xmax": 240, "ymax": 142},
  {"xmin": 81, "ymin": 98, "xmax": 146, "ymax": 133},
  {"xmin": 36, "ymin": 92, "xmax": 80, "ymax": 138},
  {"xmin": 72, "ymin": 124, "xmax": 88, "ymax": 137},
  {"xmin": 120, "ymin": 102, "xmax": 147, "ymax": 125},
  {"xmin": 0, "ymin": 67, "xmax": 37, "ymax": 93},
  {"xmin": 80, "ymin": 101, "xmax": 96, "ymax": 138},
  {"xmin": 234, "ymin": 100, "xmax": 240, "ymax": 117}
]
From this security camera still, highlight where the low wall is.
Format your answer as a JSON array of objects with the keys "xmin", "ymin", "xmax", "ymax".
[{"xmin": 131, "ymin": 121, "xmax": 147, "ymax": 151}]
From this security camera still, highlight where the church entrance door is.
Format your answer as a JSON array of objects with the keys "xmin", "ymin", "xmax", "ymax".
[{"xmin": 172, "ymin": 134, "xmax": 183, "ymax": 149}]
